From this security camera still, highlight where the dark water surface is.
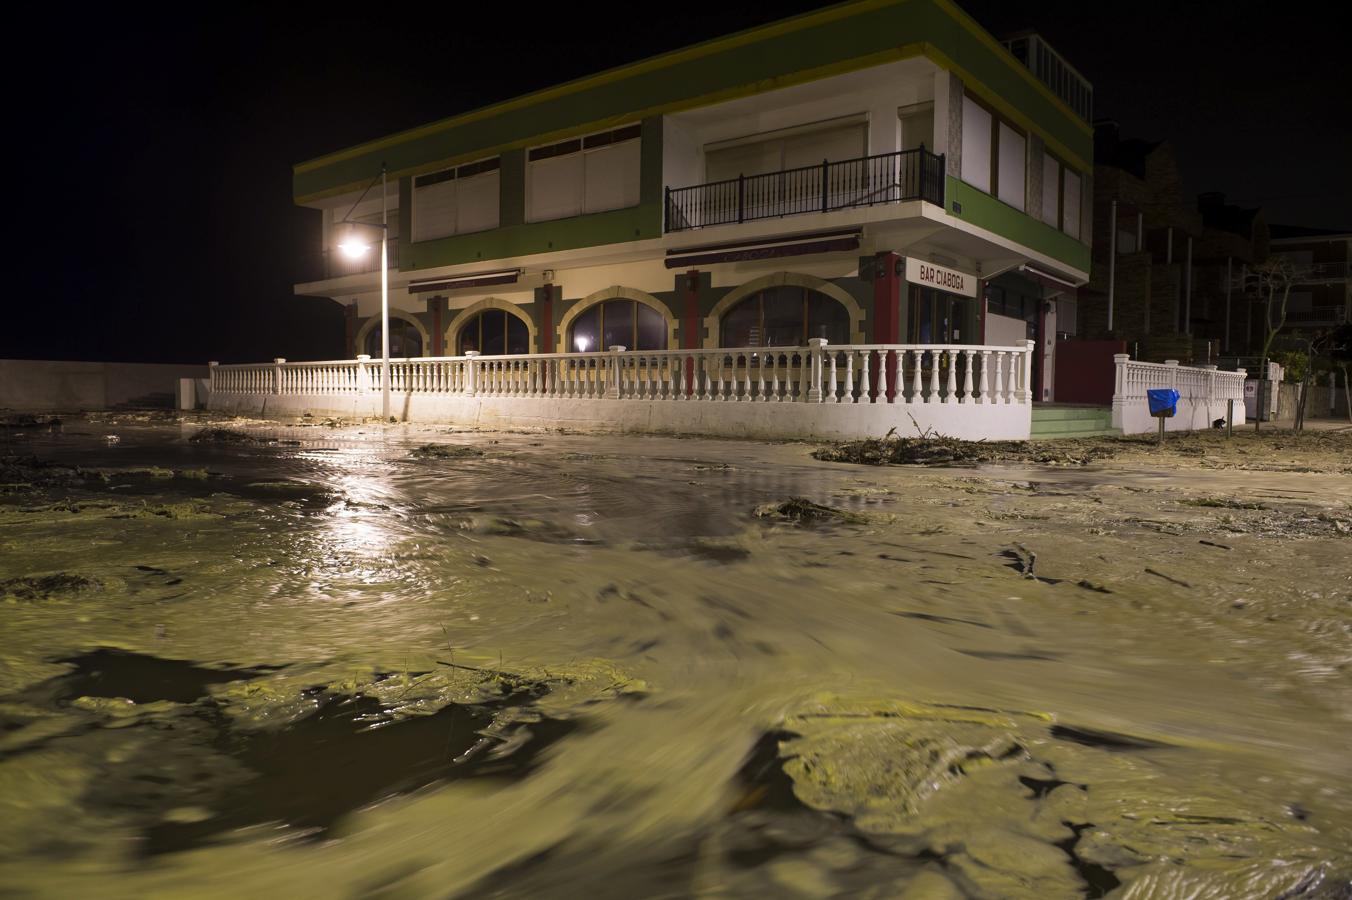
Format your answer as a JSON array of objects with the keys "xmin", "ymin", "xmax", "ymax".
[{"xmin": 1, "ymin": 419, "xmax": 1349, "ymax": 898}]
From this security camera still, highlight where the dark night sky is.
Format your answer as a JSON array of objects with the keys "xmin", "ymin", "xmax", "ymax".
[{"xmin": 8, "ymin": 1, "xmax": 1348, "ymax": 365}]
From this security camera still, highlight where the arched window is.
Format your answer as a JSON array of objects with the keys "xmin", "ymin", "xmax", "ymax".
[
  {"xmin": 457, "ymin": 308, "xmax": 530, "ymax": 355},
  {"xmin": 365, "ymin": 318, "xmax": 423, "ymax": 357},
  {"xmin": 719, "ymin": 285, "xmax": 850, "ymax": 347},
  {"xmin": 569, "ymin": 299, "xmax": 667, "ymax": 352}
]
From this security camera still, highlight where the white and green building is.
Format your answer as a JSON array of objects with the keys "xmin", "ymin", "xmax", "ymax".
[{"xmin": 213, "ymin": 0, "xmax": 1116, "ymax": 438}]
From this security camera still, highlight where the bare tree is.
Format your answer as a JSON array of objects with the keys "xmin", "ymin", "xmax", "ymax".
[
  {"xmin": 1331, "ymin": 323, "xmax": 1352, "ymax": 424},
  {"xmin": 1235, "ymin": 258, "xmax": 1308, "ymax": 430}
]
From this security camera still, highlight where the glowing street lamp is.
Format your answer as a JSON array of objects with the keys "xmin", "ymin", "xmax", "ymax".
[
  {"xmin": 335, "ymin": 165, "xmax": 390, "ymax": 419},
  {"xmin": 337, "ymin": 228, "xmax": 371, "ymax": 260}
]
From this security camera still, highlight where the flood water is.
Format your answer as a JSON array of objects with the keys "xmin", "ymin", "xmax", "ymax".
[{"xmin": 1, "ymin": 418, "xmax": 1349, "ymax": 898}]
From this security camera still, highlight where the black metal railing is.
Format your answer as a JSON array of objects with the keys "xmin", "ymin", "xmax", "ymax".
[
  {"xmin": 664, "ymin": 148, "xmax": 944, "ymax": 233},
  {"xmin": 322, "ymin": 237, "xmax": 400, "ymax": 279}
]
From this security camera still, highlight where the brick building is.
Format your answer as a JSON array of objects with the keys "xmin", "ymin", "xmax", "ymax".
[{"xmin": 1073, "ymin": 124, "xmax": 1270, "ymax": 364}]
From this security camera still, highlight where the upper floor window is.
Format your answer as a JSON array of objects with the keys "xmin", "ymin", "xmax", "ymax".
[
  {"xmin": 960, "ymin": 94, "xmax": 1027, "ymax": 212},
  {"xmin": 1062, "ymin": 168, "xmax": 1082, "ymax": 240},
  {"xmin": 526, "ymin": 124, "xmax": 641, "ymax": 223},
  {"xmin": 412, "ymin": 156, "xmax": 500, "ymax": 242},
  {"xmin": 704, "ymin": 118, "xmax": 867, "ymax": 181},
  {"xmin": 719, "ymin": 286, "xmax": 850, "ymax": 348},
  {"xmin": 570, "ymin": 299, "xmax": 667, "ymax": 352},
  {"xmin": 1041, "ymin": 153, "xmax": 1083, "ymax": 240}
]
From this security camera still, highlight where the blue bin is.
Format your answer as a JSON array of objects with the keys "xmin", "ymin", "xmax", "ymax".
[{"xmin": 1147, "ymin": 388, "xmax": 1180, "ymax": 417}]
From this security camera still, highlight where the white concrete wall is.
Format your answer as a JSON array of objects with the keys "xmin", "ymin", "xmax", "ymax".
[
  {"xmin": 1114, "ymin": 397, "xmax": 1244, "ymax": 435},
  {"xmin": 0, "ymin": 360, "xmax": 209, "ymax": 411},
  {"xmin": 985, "ymin": 313, "xmax": 1027, "ymax": 347},
  {"xmin": 208, "ymin": 391, "xmax": 1032, "ymax": 442}
]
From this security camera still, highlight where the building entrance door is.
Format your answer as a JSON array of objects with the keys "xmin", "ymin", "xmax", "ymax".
[{"xmin": 907, "ymin": 287, "xmax": 975, "ymax": 344}]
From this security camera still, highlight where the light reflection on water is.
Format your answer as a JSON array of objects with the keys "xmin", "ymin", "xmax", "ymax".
[{"xmin": 1, "ymin": 420, "xmax": 1350, "ymax": 898}]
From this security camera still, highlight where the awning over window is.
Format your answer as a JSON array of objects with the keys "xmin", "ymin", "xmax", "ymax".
[
  {"xmin": 665, "ymin": 229, "xmax": 861, "ymax": 269},
  {"xmin": 407, "ymin": 269, "xmax": 521, "ymax": 293}
]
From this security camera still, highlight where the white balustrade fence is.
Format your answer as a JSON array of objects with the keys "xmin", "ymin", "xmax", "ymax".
[
  {"xmin": 1111, "ymin": 355, "xmax": 1247, "ymax": 434},
  {"xmin": 208, "ymin": 341, "xmax": 1036, "ymax": 441}
]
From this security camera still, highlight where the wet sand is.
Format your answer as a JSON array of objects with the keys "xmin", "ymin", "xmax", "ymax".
[{"xmin": 1, "ymin": 414, "xmax": 1349, "ymax": 898}]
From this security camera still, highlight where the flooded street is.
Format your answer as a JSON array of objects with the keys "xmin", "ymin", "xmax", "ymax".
[{"xmin": 2, "ymin": 416, "xmax": 1350, "ymax": 898}]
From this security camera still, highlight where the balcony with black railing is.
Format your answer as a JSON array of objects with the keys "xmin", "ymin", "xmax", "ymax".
[{"xmin": 664, "ymin": 148, "xmax": 944, "ymax": 233}]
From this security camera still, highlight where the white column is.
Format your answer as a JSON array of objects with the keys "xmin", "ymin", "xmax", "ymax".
[
  {"xmin": 1184, "ymin": 236, "xmax": 1193, "ymax": 335},
  {"xmin": 1107, "ymin": 199, "xmax": 1117, "ymax": 331},
  {"xmin": 273, "ymin": 358, "xmax": 285, "ymax": 395},
  {"xmin": 807, "ymin": 339, "xmax": 827, "ymax": 403}
]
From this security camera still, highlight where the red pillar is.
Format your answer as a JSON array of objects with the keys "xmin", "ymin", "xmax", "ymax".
[
  {"xmin": 682, "ymin": 270, "xmax": 701, "ymax": 348},
  {"xmin": 683, "ymin": 270, "xmax": 700, "ymax": 396},
  {"xmin": 541, "ymin": 283, "xmax": 555, "ymax": 353},
  {"xmin": 344, "ymin": 300, "xmax": 358, "ymax": 357},
  {"xmin": 427, "ymin": 296, "xmax": 446, "ymax": 356},
  {"xmin": 873, "ymin": 252, "xmax": 901, "ymax": 399}
]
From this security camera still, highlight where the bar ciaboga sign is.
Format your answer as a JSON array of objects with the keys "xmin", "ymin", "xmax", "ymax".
[{"xmin": 904, "ymin": 257, "xmax": 978, "ymax": 297}]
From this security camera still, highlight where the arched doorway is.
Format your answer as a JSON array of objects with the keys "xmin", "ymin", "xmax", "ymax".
[
  {"xmin": 457, "ymin": 308, "xmax": 530, "ymax": 355},
  {"xmin": 363, "ymin": 317, "xmax": 425, "ymax": 357},
  {"xmin": 568, "ymin": 297, "xmax": 669, "ymax": 352},
  {"xmin": 718, "ymin": 284, "xmax": 851, "ymax": 347}
]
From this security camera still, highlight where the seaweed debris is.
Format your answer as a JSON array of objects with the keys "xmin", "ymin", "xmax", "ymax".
[
  {"xmin": 188, "ymin": 428, "xmax": 257, "ymax": 444},
  {"xmin": 1, "ymin": 573, "xmax": 101, "ymax": 603},
  {"xmin": 0, "ymin": 414, "xmax": 62, "ymax": 428},
  {"xmin": 813, "ymin": 433, "xmax": 1118, "ymax": 467},
  {"xmin": 753, "ymin": 498, "xmax": 866, "ymax": 524},
  {"xmin": 410, "ymin": 443, "xmax": 487, "ymax": 459}
]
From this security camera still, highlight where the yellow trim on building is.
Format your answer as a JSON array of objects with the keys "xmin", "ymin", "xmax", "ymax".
[
  {"xmin": 296, "ymin": 0, "xmax": 1089, "ymax": 183},
  {"xmin": 295, "ymin": 0, "xmax": 899, "ymax": 175}
]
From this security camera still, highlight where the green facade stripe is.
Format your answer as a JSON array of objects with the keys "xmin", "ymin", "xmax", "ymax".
[
  {"xmin": 295, "ymin": 0, "xmax": 1089, "ymax": 202},
  {"xmin": 401, "ymin": 203, "xmax": 661, "ymax": 272},
  {"xmin": 945, "ymin": 177, "xmax": 1091, "ymax": 275}
]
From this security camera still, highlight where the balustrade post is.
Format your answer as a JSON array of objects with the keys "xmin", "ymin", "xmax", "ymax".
[
  {"xmin": 273, "ymin": 358, "xmax": 285, "ymax": 395},
  {"xmin": 464, "ymin": 351, "xmax": 480, "ymax": 396},
  {"xmin": 1021, "ymin": 340, "xmax": 1035, "ymax": 403},
  {"xmin": 208, "ymin": 361, "xmax": 218, "ymax": 395},
  {"xmin": 356, "ymin": 354, "xmax": 371, "ymax": 393},
  {"xmin": 977, "ymin": 350, "xmax": 990, "ymax": 404},
  {"xmin": 607, "ymin": 346, "xmax": 626, "ymax": 399},
  {"xmin": 961, "ymin": 350, "xmax": 974, "ymax": 403},
  {"xmin": 1164, "ymin": 359, "xmax": 1179, "ymax": 392},
  {"xmin": 1202, "ymin": 364, "xmax": 1218, "ymax": 404},
  {"xmin": 807, "ymin": 338, "xmax": 827, "ymax": 403},
  {"xmin": 1111, "ymin": 353, "xmax": 1130, "ymax": 430}
]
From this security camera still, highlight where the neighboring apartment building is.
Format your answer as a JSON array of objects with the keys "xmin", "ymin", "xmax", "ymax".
[
  {"xmin": 293, "ymin": 0, "xmax": 1093, "ymax": 401},
  {"xmin": 1266, "ymin": 226, "xmax": 1351, "ymax": 347},
  {"xmin": 1075, "ymin": 125, "xmax": 1269, "ymax": 363}
]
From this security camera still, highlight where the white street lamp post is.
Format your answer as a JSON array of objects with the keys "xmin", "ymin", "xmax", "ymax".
[
  {"xmin": 379, "ymin": 165, "xmax": 389, "ymax": 420},
  {"xmin": 337, "ymin": 164, "xmax": 391, "ymax": 420}
]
